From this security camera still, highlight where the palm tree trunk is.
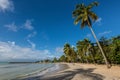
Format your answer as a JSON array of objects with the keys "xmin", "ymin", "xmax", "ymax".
[{"xmin": 89, "ymin": 27, "xmax": 111, "ymax": 68}]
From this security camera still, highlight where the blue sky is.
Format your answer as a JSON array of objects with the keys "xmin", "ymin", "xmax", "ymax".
[{"xmin": 0, "ymin": 0, "xmax": 120, "ymax": 61}]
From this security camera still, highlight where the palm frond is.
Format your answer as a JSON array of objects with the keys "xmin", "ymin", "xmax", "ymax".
[
  {"xmin": 87, "ymin": 1, "xmax": 99, "ymax": 9},
  {"xmin": 73, "ymin": 1, "xmax": 99, "ymax": 28},
  {"xmin": 72, "ymin": 9, "xmax": 81, "ymax": 17},
  {"xmin": 88, "ymin": 11, "xmax": 98, "ymax": 21},
  {"xmin": 74, "ymin": 14, "xmax": 83, "ymax": 25},
  {"xmin": 81, "ymin": 18, "xmax": 87, "ymax": 28},
  {"xmin": 76, "ymin": 3, "xmax": 85, "ymax": 9}
]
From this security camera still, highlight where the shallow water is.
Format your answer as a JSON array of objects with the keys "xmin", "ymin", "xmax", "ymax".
[{"xmin": 0, "ymin": 63, "xmax": 54, "ymax": 80}]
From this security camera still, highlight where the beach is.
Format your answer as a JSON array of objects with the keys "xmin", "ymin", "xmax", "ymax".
[{"xmin": 19, "ymin": 63, "xmax": 120, "ymax": 80}]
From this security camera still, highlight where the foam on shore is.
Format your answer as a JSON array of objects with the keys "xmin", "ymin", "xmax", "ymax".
[{"xmin": 15, "ymin": 63, "xmax": 68, "ymax": 80}]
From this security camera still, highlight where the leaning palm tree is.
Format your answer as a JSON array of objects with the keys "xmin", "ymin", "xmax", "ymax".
[{"xmin": 72, "ymin": 1, "xmax": 110, "ymax": 68}]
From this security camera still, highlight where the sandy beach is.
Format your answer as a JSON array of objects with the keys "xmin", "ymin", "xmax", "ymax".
[{"xmin": 19, "ymin": 63, "xmax": 120, "ymax": 80}]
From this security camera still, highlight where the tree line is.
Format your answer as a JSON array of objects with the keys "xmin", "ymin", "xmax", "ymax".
[{"xmin": 58, "ymin": 36, "xmax": 120, "ymax": 65}]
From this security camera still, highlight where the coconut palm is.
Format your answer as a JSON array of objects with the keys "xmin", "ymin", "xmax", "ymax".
[
  {"xmin": 63, "ymin": 43, "xmax": 73, "ymax": 62},
  {"xmin": 72, "ymin": 1, "xmax": 110, "ymax": 68},
  {"xmin": 76, "ymin": 41, "xmax": 84, "ymax": 63},
  {"xmin": 76, "ymin": 39, "xmax": 89, "ymax": 63}
]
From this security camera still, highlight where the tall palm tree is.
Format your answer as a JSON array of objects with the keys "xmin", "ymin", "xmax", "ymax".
[{"xmin": 72, "ymin": 1, "xmax": 110, "ymax": 68}]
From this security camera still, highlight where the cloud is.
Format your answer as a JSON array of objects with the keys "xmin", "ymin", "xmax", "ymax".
[
  {"xmin": 0, "ymin": 0, "xmax": 14, "ymax": 12},
  {"xmin": 55, "ymin": 47, "xmax": 63, "ymax": 53},
  {"xmin": 4, "ymin": 22, "xmax": 18, "ymax": 32},
  {"xmin": 4, "ymin": 19, "xmax": 34, "ymax": 32},
  {"xmin": 94, "ymin": 17, "xmax": 102, "ymax": 26},
  {"xmin": 86, "ymin": 33, "xmax": 92, "ymax": 38},
  {"xmin": 96, "ymin": 17, "xmax": 102, "ymax": 23},
  {"xmin": 27, "ymin": 39, "xmax": 36, "ymax": 49},
  {"xmin": 0, "ymin": 41, "xmax": 55, "ymax": 61},
  {"xmin": 98, "ymin": 31, "xmax": 112, "ymax": 36},
  {"xmin": 54, "ymin": 47, "xmax": 64, "ymax": 58},
  {"xmin": 27, "ymin": 31, "xmax": 37, "ymax": 38},
  {"xmin": 26, "ymin": 31, "xmax": 37, "ymax": 49},
  {"xmin": 23, "ymin": 20, "xmax": 34, "ymax": 30}
]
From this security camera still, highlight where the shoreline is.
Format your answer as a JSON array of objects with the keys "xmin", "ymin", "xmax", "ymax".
[
  {"xmin": 16, "ymin": 63, "xmax": 68, "ymax": 80},
  {"xmin": 16, "ymin": 63, "xmax": 120, "ymax": 80}
]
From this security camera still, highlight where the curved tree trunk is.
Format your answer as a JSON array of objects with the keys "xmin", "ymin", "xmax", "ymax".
[{"xmin": 89, "ymin": 27, "xmax": 111, "ymax": 68}]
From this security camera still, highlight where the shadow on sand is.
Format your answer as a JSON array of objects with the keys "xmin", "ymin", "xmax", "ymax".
[{"xmin": 19, "ymin": 68, "xmax": 105, "ymax": 80}]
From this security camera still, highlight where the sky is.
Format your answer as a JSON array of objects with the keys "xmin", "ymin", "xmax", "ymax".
[{"xmin": 0, "ymin": 0, "xmax": 120, "ymax": 62}]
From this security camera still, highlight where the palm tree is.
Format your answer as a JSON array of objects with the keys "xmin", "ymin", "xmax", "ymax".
[
  {"xmin": 88, "ymin": 42, "xmax": 96, "ymax": 64},
  {"xmin": 63, "ymin": 43, "xmax": 73, "ymax": 62},
  {"xmin": 76, "ymin": 39, "xmax": 89, "ymax": 63},
  {"xmin": 64, "ymin": 43, "xmax": 77, "ymax": 62},
  {"xmin": 59, "ymin": 55, "xmax": 66, "ymax": 62},
  {"xmin": 72, "ymin": 1, "xmax": 110, "ymax": 68}
]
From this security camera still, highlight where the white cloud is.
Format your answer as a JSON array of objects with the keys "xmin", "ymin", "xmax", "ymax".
[
  {"xmin": 53, "ymin": 47, "xmax": 64, "ymax": 58},
  {"xmin": 4, "ymin": 19, "xmax": 34, "ymax": 32},
  {"xmin": 0, "ymin": 0, "xmax": 14, "ymax": 12},
  {"xmin": 23, "ymin": 20, "xmax": 34, "ymax": 30},
  {"xmin": 98, "ymin": 31, "xmax": 112, "ymax": 36},
  {"xmin": 86, "ymin": 33, "xmax": 92, "ymax": 38},
  {"xmin": 26, "ymin": 31, "xmax": 37, "ymax": 49},
  {"xmin": 0, "ymin": 41, "xmax": 55, "ymax": 61},
  {"xmin": 27, "ymin": 39, "xmax": 36, "ymax": 49},
  {"xmin": 96, "ymin": 17, "xmax": 102, "ymax": 23},
  {"xmin": 94, "ymin": 17, "xmax": 102, "ymax": 26},
  {"xmin": 4, "ymin": 22, "xmax": 18, "ymax": 32},
  {"xmin": 27, "ymin": 31, "xmax": 37, "ymax": 38},
  {"xmin": 55, "ymin": 47, "xmax": 63, "ymax": 53}
]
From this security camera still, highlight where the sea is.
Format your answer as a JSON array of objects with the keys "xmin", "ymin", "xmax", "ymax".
[{"xmin": 0, "ymin": 62, "xmax": 55, "ymax": 80}]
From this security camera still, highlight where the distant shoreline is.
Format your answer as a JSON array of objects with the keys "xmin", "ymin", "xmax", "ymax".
[{"xmin": 9, "ymin": 62, "xmax": 35, "ymax": 64}]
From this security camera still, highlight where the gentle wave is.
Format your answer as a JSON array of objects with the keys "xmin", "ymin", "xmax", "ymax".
[{"xmin": 0, "ymin": 63, "xmax": 55, "ymax": 80}]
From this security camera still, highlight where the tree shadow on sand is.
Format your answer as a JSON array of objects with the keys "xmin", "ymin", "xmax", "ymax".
[{"xmin": 18, "ymin": 68, "xmax": 105, "ymax": 80}]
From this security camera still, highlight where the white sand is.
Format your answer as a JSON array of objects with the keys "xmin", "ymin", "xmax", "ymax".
[
  {"xmin": 20, "ymin": 63, "xmax": 120, "ymax": 80},
  {"xmin": 64, "ymin": 63, "xmax": 120, "ymax": 80}
]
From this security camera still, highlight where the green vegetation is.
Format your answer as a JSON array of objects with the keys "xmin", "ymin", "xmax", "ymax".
[
  {"xmin": 58, "ymin": 1, "xmax": 120, "ymax": 68},
  {"xmin": 72, "ymin": 1, "xmax": 110, "ymax": 68},
  {"xmin": 59, "ymin": 36, "xmax": 120, "ymax": 65}
]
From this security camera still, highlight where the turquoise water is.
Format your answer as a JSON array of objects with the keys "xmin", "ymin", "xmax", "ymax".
[{"xmin": 0, "ymin": 63, "xmax": 54, "ymax": 80}]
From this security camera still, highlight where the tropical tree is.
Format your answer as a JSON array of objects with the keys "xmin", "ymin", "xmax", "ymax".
[
  {"xmin": 76, "ymin": 43, "xmax": 84, "ymax": 63},
  {"xmin": 71, "ymin": 47, "xmax": 77, "ymax": 62},
  {"xmin": 88, "ymin": 43, "xmax": 96, "ymax": 64},
  {"xmin": 76, "ymin": 39, "xmax": 90, "ymax": 63},
  {"xmin": 59, "ymin": 55, "xmax": 66, "ymax": 62},
  {"xmin": 72, "ymin": 1, "xmax": 110, "ymax": 68},
  {"xmin": 109, "ymin": 36, "xmax": 120, "ymax": 64},
  {"xmin": 63, "ymin": 43, "xmax": 71, "ymax": 62},
  {"xmin": 53, "ymin": 57, "xmax": 58, "ymax": 63},
  {"xmin": 63, "ymin": 43, "xmax": 77, "ymax": 62}
]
